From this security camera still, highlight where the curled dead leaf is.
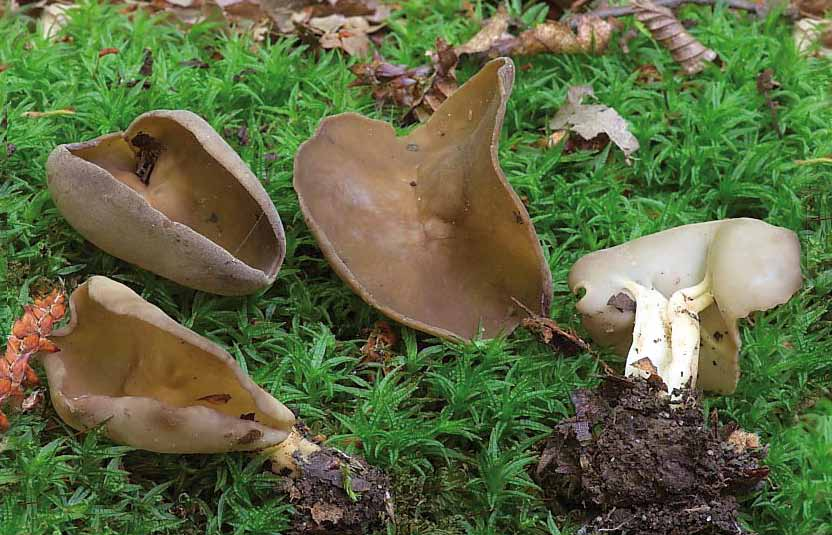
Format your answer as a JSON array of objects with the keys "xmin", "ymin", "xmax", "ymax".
[
  {"xmin": 360, "ymin": 321, "xmax": 398, "ymax": 365},
  {"xmin": 455, "ymin": 8, "xmax": 611, "ymax": 58},
  {"xmin": 512, "ymin": 298, "xmax": 590, "ymax": 356},
  {"xmin": 454, "ymin": 5, "xmax": 513, "ymax": 56},
  {"xmin": 549, "ymin": 85, "xmax": 639, "ymax": 159},
  {"xmin": 633, "ymin": 0, "xmax": 718, "ymax": 75},
  {"xmin": 350, "ymin": 38, "xmax": 458, "ymax": 122},
  {"xmin": 516, "ymin": 15, "xmax": 612, "ymax": 56},
  {"xmin": 794, "ymin": 18, "xmax": 832, "ymax": 58}
]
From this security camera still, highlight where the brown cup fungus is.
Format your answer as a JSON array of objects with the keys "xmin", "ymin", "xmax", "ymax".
[
  {"xmin": 42, "ymin": 277, "xmax": 392, "ymax": 533},
  {"xmin": 47, "ymin": 110, "xmax": 285, "ymax": 295},
  {"xmin": 568, "ymin": 218, "xmax": 802, "ymax": 395},
  {"xmin": 294, "ymin": 58, "xmax": 552, "ymax": 341}
]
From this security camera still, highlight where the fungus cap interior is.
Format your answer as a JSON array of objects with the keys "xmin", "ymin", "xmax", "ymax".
[
  {"xmin": 69, "ymin": 115, "xmax": 279, "ymax": 275},
  {"xmin": 294, "ymin": 58, "xmax": 551, "ymax": 340},
  {"xmin": 52, "ymin": 278, "xmax": 291, "ymax": 431}
]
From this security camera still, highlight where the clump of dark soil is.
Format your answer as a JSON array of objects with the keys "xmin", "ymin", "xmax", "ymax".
[
  {"xmin": 535, "ymin": 375, "xmax": 768, "ymax": 535},
  {"xmin": 278, "ymin": 444, "xmax": 393, "ymax": 534}
]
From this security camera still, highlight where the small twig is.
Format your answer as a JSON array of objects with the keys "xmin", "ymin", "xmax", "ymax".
[
  {"xmin": 510, "ymin": 296, "xmax": 536, "ymax": 318},
  {"xmin": 795, "ymin": 157, "xmax": 832, "ymax": 166},
  {"xmin": 570, "ymin": 0, "xmax": 763, "ymax": 27}
]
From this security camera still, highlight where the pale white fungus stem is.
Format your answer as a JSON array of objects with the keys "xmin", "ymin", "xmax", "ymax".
[
  {"xmin": 664, "ymin": 275, "xmax": 714, "ymax": 396},
  {"xmin": 622, "ymin": 281, "xmax": 671, "ymax": 380}
]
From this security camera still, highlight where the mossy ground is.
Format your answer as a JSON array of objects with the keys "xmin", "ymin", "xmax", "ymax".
[{"xmin": 1, "ymin": 1, "xmax": 830, "ymax": 534}]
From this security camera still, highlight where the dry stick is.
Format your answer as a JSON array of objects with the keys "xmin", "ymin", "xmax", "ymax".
[{"xmin": 569, "ymin": 0, "xmax": 763, "ymax": 27}]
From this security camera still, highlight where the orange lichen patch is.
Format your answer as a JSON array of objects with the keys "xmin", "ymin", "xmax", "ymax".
[{"xmin": 0, "ymin": 289, "xmax": 66, "ymax": 431}]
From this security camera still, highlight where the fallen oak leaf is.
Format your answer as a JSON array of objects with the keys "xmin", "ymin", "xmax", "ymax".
[
  {"xmin": 549, "ymin": 85, "xmax": 640, "ymax": 159},
  {"xmin": 633, "ymin": 0, "xmax": 718, "ymax": 75}
]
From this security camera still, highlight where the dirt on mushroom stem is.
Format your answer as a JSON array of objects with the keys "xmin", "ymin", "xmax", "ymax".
[
  {"xmin": 270, "ymin": 424, "xmax": 393, "ymax": 534},
  {"xmin": 535, "ymin": 375, "xmax": 768, "ymax": 535}
]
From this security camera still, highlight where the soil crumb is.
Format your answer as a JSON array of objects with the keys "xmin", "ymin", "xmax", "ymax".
[
  {"xmin": 278, "ymin": 432, "xmax": 393, "ymax": 534},
  {"xmin": 535, "ymin": 376, "xmax": 768, "ymax": 535}
]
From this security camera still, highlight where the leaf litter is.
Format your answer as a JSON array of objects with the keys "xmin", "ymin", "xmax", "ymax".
[{"xmin": 549, "ymin": 85, "xmax": 640, "ymax": 159}]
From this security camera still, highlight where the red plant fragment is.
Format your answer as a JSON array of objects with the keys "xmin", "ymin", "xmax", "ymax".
[{"xmin": 0, "ymin": 289, "xmax": 66, "ymax": 432}]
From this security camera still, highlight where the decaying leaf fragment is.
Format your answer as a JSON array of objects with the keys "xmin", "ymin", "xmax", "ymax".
[
  {"xmin": 633, "ymin": 0, "xmax": 718, "ymax": 75},
  {"xmin": 455, "ymin": 6, "xmax": 612, "ymax": 58},
  {"xmin": 549, "ymin": 85, "xmax": 640, "ymax": 158},
  {"xmin": 350, "ymin": 39, "xmax": 459, "ymax": 122},
  {"xmin": 454, "ymin": 5, "xmax": 514, "ymax": 56},
  {"xmin": 294, "ymin": 12, "xmax": 385, "ymax": 56},
  {"xmin": 794, "ymin": 18, "xmax": 832, "ymax": 58},
  {"xmin": 511, "ymin": 298, "xmax": 589, "ymax": 356},
  {"xmin": 360, "ymin": 321, "xmax": 398, "ymax": 365},
  {"xmin": 0, "ymin": 290, "xmax": 66, "ymax": 432},
  {"xmin": 513, "ymin": 15, "xmax": 612, "ymax": 56}
]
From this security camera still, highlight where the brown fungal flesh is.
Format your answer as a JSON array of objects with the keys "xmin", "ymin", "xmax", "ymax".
[
  {"xmin": 43, "ymin": 276, "xmax": 296, "ymax": 453},
  {"xmin": 294, "ymin": 58, "xmax": 552, "ymax": 340},
  {"xmin": 46, "ymin": 110, "xmax": 285, "ymax": 295}
]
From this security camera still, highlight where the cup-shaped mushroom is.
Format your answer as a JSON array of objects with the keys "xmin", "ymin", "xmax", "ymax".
[
  {"xmin": 294, "ymin": 58, "xmax": 553, "ymax": 341},
  {"xmin": 46, "ymin": 110, "xmax": 285, "ymax": 295},
  {"xmin": 568, "ymin": 218, "xmax": 801, "ymax": 394},
  {"xmin": 41, "ymin": 276, "xmax": 295, "ymax": 453}
]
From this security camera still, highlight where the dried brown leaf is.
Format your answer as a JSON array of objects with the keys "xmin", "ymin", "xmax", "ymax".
[
  {"xmin": 794, "ymin": 0, "xmax": 832, "ymax": 17},
  {"xmin": 516, "ymin": 15, "xmax": 611, "ymax": 56},
  {"xmin": 360, "ymin": 321, "xmax": 398, "ymax": 364},
  {"xmin": 633, "ymin": 0, "xmax": 717, "ymax": 75},
  {"xmin": 549, "ymin": 85, "xmax": 639, "ymax": 158},
  {"xmin": 455, "ymin": 5, "xmax": 513, "ymax": 56},
  {"xmin": 794, "ymin": 18, "xmax": 832, "ymax": 57},
  {"xmin": 350, "ymin": 38, "xmax": 458, "ymax": 122},
  {"xmin": 511, "ymin": 298, "xmax": 590, "ymax": 356}
]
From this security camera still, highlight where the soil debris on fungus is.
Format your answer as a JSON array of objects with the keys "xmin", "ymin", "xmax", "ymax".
[
  {"xmin": 535, "ymin": 375, "xmax": 768, "ymax": 535},
  {"xmin": 129, "ymin": 132, "xmax": 164, "ymax": 184},
  {"xmin": 269, "ymin": 427, "xmax": 393, "ymax": 534}
]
